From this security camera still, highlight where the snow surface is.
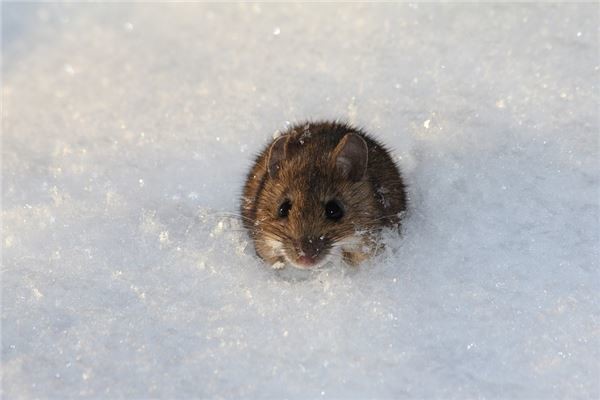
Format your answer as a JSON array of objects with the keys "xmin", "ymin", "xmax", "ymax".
[{"xmin": 2, "ymin": 3, "xmax": 599, "ymax": 399}]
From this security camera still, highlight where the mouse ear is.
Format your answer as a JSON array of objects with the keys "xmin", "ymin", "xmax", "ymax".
[
  {"xmin": 332, "ymin": 133, "xmax": 368, "ymax": 181},
  {"xmin": 267, "ymin": 135, "xmax": 288, "ymax": 178}
]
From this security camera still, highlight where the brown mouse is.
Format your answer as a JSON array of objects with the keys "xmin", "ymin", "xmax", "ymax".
[{"xmin": 240, "ymin": 121, "xmax": 407, "ymax": 269}]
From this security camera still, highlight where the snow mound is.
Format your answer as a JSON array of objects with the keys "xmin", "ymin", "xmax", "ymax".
[{"xmin": 2, "ymin": 3, "xmax": 599, "ymax": 399}]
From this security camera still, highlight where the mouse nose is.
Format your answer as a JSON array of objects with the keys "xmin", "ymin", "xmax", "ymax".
[{"xmin": 295, "ymin": 236, "xmax": 325, "ymax": 265}]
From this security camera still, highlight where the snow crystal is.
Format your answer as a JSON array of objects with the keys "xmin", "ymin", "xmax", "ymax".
[{"xmin": 2, "ymin": 3, "xmax": 599, "ymax": 399}]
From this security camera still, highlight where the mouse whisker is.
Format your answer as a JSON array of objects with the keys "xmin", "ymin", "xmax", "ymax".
[{"xmin": 213, "ymin": 212, "xmax": 256, "ymax": 223}]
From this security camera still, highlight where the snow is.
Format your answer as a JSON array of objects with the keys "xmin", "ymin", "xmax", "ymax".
[{"xmin": 2, "ymin": 3, "xmax": 599, "ymax": 399}]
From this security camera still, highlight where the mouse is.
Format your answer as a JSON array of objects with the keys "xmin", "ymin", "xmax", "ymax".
[{"xmin": 240, "ymin": 121, "xmax": 407, "ymax": 269}]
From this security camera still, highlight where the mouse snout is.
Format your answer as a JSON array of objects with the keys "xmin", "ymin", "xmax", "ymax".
[{"xmin": 293, "ymin": 236, "xmax": 327, "ymax": 267}]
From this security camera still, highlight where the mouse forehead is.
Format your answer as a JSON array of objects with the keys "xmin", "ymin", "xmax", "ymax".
[{"xmin": 276, "ymin": 159, "xmax": 338, "ymax": 201}]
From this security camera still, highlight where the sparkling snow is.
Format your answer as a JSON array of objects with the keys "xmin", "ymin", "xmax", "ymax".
[{"xmin": 2, "ymin": 3, "xmax": 599, "ymax": 399}]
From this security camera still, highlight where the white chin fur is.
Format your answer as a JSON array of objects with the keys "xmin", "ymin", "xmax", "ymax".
[{"xmin": 287, "ymin": 254, "xmax": 332, "ymax": 270}]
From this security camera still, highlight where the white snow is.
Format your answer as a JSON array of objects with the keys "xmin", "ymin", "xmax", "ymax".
[{"xmin": 2, "ymin": 3, "xmax": 599, "ymax": 399}]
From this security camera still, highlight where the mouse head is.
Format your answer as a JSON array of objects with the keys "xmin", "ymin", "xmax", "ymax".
[{"xmin": 253, "ymin": 132, "xmax": 379, "ymax": 269}]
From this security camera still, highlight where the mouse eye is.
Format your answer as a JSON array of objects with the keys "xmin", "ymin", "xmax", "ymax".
[
  {"xmin": 325, "ymin": 200, "xmax": 344, "ymax": 221},
  {"xmin": 278, "ymin": 200, "xmax": 292, "ymax": 218}
]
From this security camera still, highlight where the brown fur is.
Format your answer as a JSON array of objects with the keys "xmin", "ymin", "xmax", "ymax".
[{"xmin": 241, "ymin": 121, "xmax": 407, "ymax": 268}]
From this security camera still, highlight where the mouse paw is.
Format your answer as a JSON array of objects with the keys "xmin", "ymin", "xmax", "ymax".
[
  {"xmin": 342, "ymin": 251, "xmax": 370, "ymax": 266},
  {"xmin": 271, "ymin": 260, "xmax": 286, "ymax": 269}
]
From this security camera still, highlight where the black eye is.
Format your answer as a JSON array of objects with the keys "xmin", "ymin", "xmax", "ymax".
[
  {"xmin": 325, "ymin": 200, "xmax": 344, "ymax": 221},
  {"xmin": 278, "ymin": 200, "xmax": 292, "ymax": 218}
]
